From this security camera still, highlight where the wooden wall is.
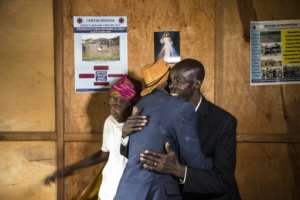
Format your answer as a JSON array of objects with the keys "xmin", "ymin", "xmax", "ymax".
[
  {"xmin": 0, "ymin": 0, "xmax": 55, "ymax": 131},
  {"xmin": 61, "ymin": 0, "xmax": 300, "ymax": 199},
  {"xmin": 63, "ymin": 0, "xmax": 215, "ymax": 134},
  {"xmin": 62, "ymin": 1, "xmax": 216, "ymax": 199},
  {"xmin": 0, "ymin": 0, "xmax": 56, "ymax": 200},
  {"xmin": 0, "ymin": 142, "xmax": 56, "ymax": 200},
  {"xmin": 216, "ymin": 0, "xmax": 300, "ymax": 199}
]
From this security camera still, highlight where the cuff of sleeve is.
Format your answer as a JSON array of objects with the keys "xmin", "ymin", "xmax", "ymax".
[
  {"xmin": 179, "ymin": 166, "xmax": 188, "ymax": 184},
  {"xmin": 121, "ymin": 136, "xmax": 129, "ymax": 146}
]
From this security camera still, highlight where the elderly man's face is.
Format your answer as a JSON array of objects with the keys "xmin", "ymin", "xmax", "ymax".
[
  {"xmin": 108, "ymin": 95, "xmax": 132, "ymax": 123},
  {"xmin": 169, "ymin": 69, "xmax": 197, "ymax": 101}
]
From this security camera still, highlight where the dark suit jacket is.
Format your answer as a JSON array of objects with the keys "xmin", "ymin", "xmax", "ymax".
[
  {"xmin": 182, "ymin": 97, "xmax": 241, "ymax": 200},
  {"xmin": 114, "ymin": 90, "xmax": 211, "ymax": 200}
]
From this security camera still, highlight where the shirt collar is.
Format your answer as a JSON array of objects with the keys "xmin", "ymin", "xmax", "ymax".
[{"xmin": 195, "ymin": 95, "xmax": 203, "ymax": 112}]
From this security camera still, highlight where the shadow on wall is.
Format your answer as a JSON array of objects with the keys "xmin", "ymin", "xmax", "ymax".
[
  {"xmin": 237, "ymin": 1, "xmax": 300, "ymax": 198},
  {"xmin": 282, "ymin": 86, "xmax": 300, "ymax": 199},
  {"xmin": 86, "ymin": 92, "xmax": 110, "ymax": 133},
  {"xmin": 86, "ymin": 73, "xmax": 143, "ymax": 135},
  {"xmin": 75, "ymin": 73, "xmax": 142, "ymax": 199},
  {"xmin": 66, "ymin": 92, "xmax": 110, "ymax": 199},
  {"xmin": 237, "ymin": 0, "xmax": 257, "ymax": 42},
  {"xmin": 86, "ymin": 70, "xmax": 143, "ymax": 134}
]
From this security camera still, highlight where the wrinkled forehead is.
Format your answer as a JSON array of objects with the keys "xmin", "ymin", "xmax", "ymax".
[
  {"xmin": 170, "ymin": 68, "xmax": 196, "ymax": 82},
  {"xmin": 109, "ymin": 93, "xmax": 129, "ymax": 104}
]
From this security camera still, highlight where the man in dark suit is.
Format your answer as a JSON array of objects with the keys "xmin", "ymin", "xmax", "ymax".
[
  {"xmin": 114, "ymin": 59, "xmax": 211, "ymax": 200},
  {"xmin": 125, "ymin": 58, "xmax": 241, "ymax": 200}
]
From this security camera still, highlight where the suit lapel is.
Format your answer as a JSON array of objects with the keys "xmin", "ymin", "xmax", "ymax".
[
  {"xmin": 197, "ymin": 97, "xmax": 210, "ymax": 118},
  {"xmin": 195, "ymin": 97, "xmax": 212, "ymax": 153}
]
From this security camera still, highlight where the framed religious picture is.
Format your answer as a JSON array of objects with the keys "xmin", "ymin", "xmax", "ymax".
[{"xmin": 154, "ymin": 31, "xmax": 180, "ymax": 63}]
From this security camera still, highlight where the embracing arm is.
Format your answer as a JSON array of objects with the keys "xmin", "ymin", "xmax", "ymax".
[
  {"xmin": 119, "ymin": 108, "xmax": 148, "ymax": 157},
  {"xmin": 140, "ymin": 102, "xmax": 212, "ymax": 174},
  {"xmin": 175, "ymin": 103, "xmax": 212, "ymax": 169},
  {"xmin": 140, "ymin": 116, "xmax": 238, "ymax": 196},
  {"xmin": 44, "ymin": 150, "xmax": 108, "ymax": 185}
]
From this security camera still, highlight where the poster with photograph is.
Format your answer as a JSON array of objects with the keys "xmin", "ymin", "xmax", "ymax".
[
  {"xmin": 154, "ymin": 31, "xmax": 180, "ymax": 63},
  {"xmin": 73, "ymin": 16, "xmax": 128, "ymax": 92},
  {"xmin": 250, "ymin": 20, "xmax": 300, "ymax": 85}
]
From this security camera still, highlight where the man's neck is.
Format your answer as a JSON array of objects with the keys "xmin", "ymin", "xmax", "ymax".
[{"xmin": 190, "ymin": 92, "xmax": 201, "ymax": 108}]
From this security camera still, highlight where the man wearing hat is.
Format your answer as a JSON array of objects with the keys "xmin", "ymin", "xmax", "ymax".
[
  {"xmin": 113, "ymin": 59, "xmax": 212, "ymax": 200},
  {"xmin": 134, "ymin": 59, "xmax": 241, "ymax": 200}
]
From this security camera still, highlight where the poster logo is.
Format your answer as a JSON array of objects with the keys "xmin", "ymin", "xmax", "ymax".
[
  {"xmin": 77, "ymin": 17, "xmax": 83, "ymax": 24},
  {"xmin": 119, "ymin": 17, "xmax": 124, "ymax": 24},
  {"xmin": 95, "ymin": 71, "xmax": 107, "ymax": 82}
]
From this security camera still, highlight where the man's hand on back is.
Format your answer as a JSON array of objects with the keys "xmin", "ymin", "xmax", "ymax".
[
  {"xmin": 140, "ymin": 142, "xmax": 186, "ymax": 178},
  {"xmin": 122, "ymin": 106, "xmax": 148, "ymax": 138}
]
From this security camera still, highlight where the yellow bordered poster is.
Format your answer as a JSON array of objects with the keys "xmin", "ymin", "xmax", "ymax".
[{"xmin": 250, "ymin": 20, "xmax": 300, "ymax": 85}]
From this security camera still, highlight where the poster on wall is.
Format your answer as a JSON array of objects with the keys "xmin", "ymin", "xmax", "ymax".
[
  {"xmin": 154, "ymin": 31, "xmax": 180, "ymax": 63},
  {"xmin": 73, "ymin": 16, "xmax": 128, "ymax": 92},
  {"xmin": 250, "ymin": 20, "xmax": 300, "ymax": 85}
]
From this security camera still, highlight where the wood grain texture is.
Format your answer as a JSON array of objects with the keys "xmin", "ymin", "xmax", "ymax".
[
  {"xmin": 216, "ymin": 0, "xmax": 300, "ymax": 134},
  {"xmin": 0, "ymin": 132, "xmax": 56, "ymax": 141},
  {"xmin": 63, "ymin": 0, "xmax": 216, "ymax": 133},
  {"xmin": 64, "ymin": 142, "xmax": 104, "ymax": 200},
  {"xmin": 237, "ymin": 134, "xmax": 300, "ymax": 143},
  {"xmin": 61, "ymin": 1, "xmax": 300, "ymax": 200},
  {"xmin": 215, "ymin": 1, "xmax": 300, "ymax": 199},
  {"xmin": 54, "ymin": 0, "xmax": 65, "ymax": 199},
  {"xmin": 0, "ymin": 142, "xmax": 56, "ymax": 200},
  {"xmin": 0, "ymin": 0, "xmax": 55, "ymax": 131},
  {"xmin": 64, "ymin": 133, "xmax": 101, "ymax": 142},
  {"xmin": 236, "ymin": 143, "xmax": 300, "ymax": 200},
  {"xmin": 61, "ymin": 132, "xmax": 300, "ymax": 143}
]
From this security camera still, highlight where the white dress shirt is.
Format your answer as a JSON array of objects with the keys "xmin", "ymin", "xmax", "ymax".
[{"xmin": 99, "ymin": 115, "xmax": 128, "ymax": 200}]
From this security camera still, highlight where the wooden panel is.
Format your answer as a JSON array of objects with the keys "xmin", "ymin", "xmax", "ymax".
[
  {"xmin": 53, "ymin": 0, "xmax": 65, "ymax": 199},
  {"xmin": 60, "ymin": 1, "xmax": 300, "ymax": 200},
  {"xmin": 64, "ymin": 133, "xmax": 101, "ymax": 142},
  {"xmin": 0, "ymin": 0, "xmax": 55, "ymax": 131},
  {"xmin": 64, "ymin": 142, "xmax": 104, "ymax": 200},
  {"xmin": 253, "ymin": 0, "xmax": 300, "ymax": 21},
  {"xmin": 62, "ymin": 132, "xmax": 300, "ymax": 143},
  {"xmin": 63, "ymin": 0, "xmax": 216, "ymax": 133},
  {"xmin": 237, "ymin": 134, "xmax": 300, "ymax": 143},
  {"xmin": 216, "ymin": 0, "xmax": 300, "ymax": 134},
  {"xmin": 0, "ymin": 132, "xmax": 56, "ymax": 141},
  {"xmin": 0, "ymin": 142, "xmax": 56, "ymax": 200},
  {"xmin": 236, "ymin": 143, "xmax": 300, "ymax": 199}
]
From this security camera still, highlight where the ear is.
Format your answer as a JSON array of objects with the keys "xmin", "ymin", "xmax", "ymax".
[
  {"xmin": 194, "ymin": 81, "xmax": 202, "ymax": 94},
  {"xmin": 198, "ymin": 81, "xmax": 203, "ymax": 89},
  {"xmin": 194, "ymin": 80, "xmax": 201, "ymax": 89}
]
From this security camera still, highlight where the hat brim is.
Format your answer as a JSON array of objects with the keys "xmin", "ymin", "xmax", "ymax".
[{"xmin": 140, "ymin": 71, "xmax": 169, "ymax": 96}]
